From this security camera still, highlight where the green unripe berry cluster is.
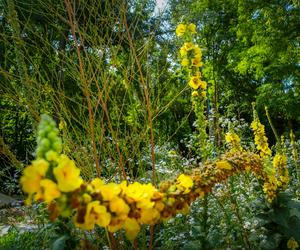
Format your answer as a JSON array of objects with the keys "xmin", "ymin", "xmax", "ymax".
[{"xmin": 36, "ymin": 114, "xmax": 62, "ymax": 159}]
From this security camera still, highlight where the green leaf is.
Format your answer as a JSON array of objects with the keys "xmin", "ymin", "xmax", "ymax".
[
  {"xmin": 284, "ymin": 217, "xmax": 300, "ymax": 242},
  {"xmin": 269, "ymin": 208, "xmax": 289, "ymax": 228},
  {"xmin": 51, "ymin": 235, "xmax": 69, "ymax": 250},
  {"xmin": 287, "ymin": 200, "xmax": 300, "ymax": 219},
  {"xmin": 190, "ymin": 225, "xmax": 201, "ymax": 237},
  {"xmin": 259, "ymin": 233, "xmax": 281, "ymax": 250}
]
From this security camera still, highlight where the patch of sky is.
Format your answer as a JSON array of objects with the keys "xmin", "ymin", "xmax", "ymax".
[
  {"xmin": 154, "ymin": 0, "xmax": 168, "ymax": 15},
  {"xmin": 251, "ymin": 9, "xmax": 260, "ymax": 20},
  {"xmin": 283, "ymin": 76, "xmax": 294, "ymax": 92}
]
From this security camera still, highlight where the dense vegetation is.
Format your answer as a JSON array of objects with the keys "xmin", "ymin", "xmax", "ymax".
[{"xmin": 0, "ymin": 0, "xmax": 299, "ymax": 249}]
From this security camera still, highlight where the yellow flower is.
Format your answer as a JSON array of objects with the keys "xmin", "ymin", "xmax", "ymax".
[
  {"xmin": 273, "ymin": 154, "xmax": 287, "ymax": 168},
  {"xmin": 53, "ymin": 155, "xmax": 83, "ymax": 192},
  {"xmin": 83, "ymin": 201, "xmax": 111, "ymax": 230},
  {"xmin": 195, "ymin": 71, "xmax": 202, "ymax": 78},
  {"xmin": 183, "ymin": 42, "xmax": 194, "ymax": 51},
  {"xmin": 201, "ymin": 91, "xmax": 206, "ymax": 98},
  {"xmin": 136, "ymin": 198, "xmax": 154, "ymax": 210},
  {"xmin": 176, "ymin": 174, "xmax": 193, "ymax": 194},
  {"xmin": 273, "ymin": 153, "xmax": 289, "ymax": 187},
  {"xmin": 225, "ymin": 132, "xmax": 240, "ymax": 144},
  {"xmin": 35, "ymin": 179, "xmax": 61, "ymax": 203},
  {"xmin": 90, "ymin": 178, "xmax": 104, "ymax": 192},
  {"xmin": 199, "ymin": 80, "xmax": 207, "ymax": 90},
  {"xmin": 119, "ymin": 180, "xmax": 128, "ymax": 193},
  {"xmin": 180, "ymin": 46, "xmax": 187, "ymax": 57},
  {"xmin": 188, "ymin": 23, "xmax": 196, "ymax": 34},
  {"xmin": 108, "ymin": 213, "xmax": 128, "ymax": 233},
  {"xmin": 181, "ymin": 58, "xmax": 189, "ymax": 67},
  {"xmin": 139, "ymin": 208, "xmax": 160, "ymax": 225},
  {"xmin": 225, "ymin": 132, "xmax": 242, "ymax": 151},
  {"xmin": 59, "ymin": 120, "xmax": 66, "ymax": 130},
  {"xmin": 123, "ymin": 218, "xmax": 141, "ymax": 240},
  {"xmin": 176, "ymin": 24, "xmax": 186, "ymax": 36},
  {"xmin": 192, "ymin": 91, "xmax": 199, "ymax": 97},
  {"xmin": 100, "ymin": 183, "xmax": 121, "ymax": 201},
  {"xmin": 155, "ymin": 201, "xmax": 165, "ymax": 211},
  {"xmin": 188, "ymin": 76, "xmax": 201, "ymax": 89},
  {"xmin": 191, "ymin": 57, "xmax": 203, "ymax": 68},
  {"xmin": 195, "ymin": 188, "xmax": 205, "ymax": 198},
  {"xmin": 126, "ymin": 182, "xmax": 152, "ymax": 202},
  {"xmin": 263, "ymin": 178, "xmax": 277, "ymax": 202},
  {"xmin": 193, "ymin": 45, "xmax": 202, "ymax": 57},
  {"xmin": 125, "ymin": 182, "xmax": 155, "ymax": 209},
  {"xmin": 108, "ymin": 222, "xmax": 123, "ymax": 233},
  {"xmin": 216, "ymin": 160, "xmax": 232, "ymax": 170},
  {"xmin": 20, "ymin": 159, "xmax": 49, "ymax": 194},
  {"xmin": 109, "ymin": 197, "xmax": 130, "ymax": 215},
  {"xmin": 177, "ymin": 202, "xmax": 190, "ymax": 214},
  {"xmin": 287, "ymin": 238, "xmax": 299, "ymax": 250}
]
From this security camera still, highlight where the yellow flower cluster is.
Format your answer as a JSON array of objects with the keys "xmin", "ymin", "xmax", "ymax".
[
  {"xmin": 225, "ymin": 132, "xmax": 243, "ymax": 152},
  {"xmin": 20, "ymin": 154, "xmax": 83, "ymax": 205},
  {"xmin": 53, "ymin": 155, "xmax": 83, "ymax": 192},
  {"xmin": 249, "ymin": 109, "xmax": 290, "ymax": 201},
  {"xmin": 287, "ymin": 237, "xmax": 299, "ymax": 250},
  {"xmin": 175, "ymin": 23, "xmax": 196, "ymax": 37},
  {"xmin": 262, "ymin": 176, "xmax": 278, "ymax": 203},
  {"xmin": 273, "ymin": 153, "xmax": 289, "ymax": 188},
  {"xmin": 176, "ymin": 23, "xmax": 206, "ymax": 97},
  {"xmin": 20, "ymin": 115, "xmax": 291, "ymax": 240},
  {"xmin": 20, "ymin": 159, "xmax": 52, "ymax": 204},
  {"xmin": 251, "ymin": 120, "xmax": 272, "ymax": 158},
  {"xmin": 73, "ymin": 180, "xmax": 163, "ymax": 240},
  {"xmin": 179, "ymin": 43, "xmax": 203, "ymax": 69},
  {"xmin": 258, "ymin": 152, "xmax": 289, "ymax": 202},
  {"xmin": 21, "ymin": 148, "xmax": 290, "ymax": 240},
  {"xmin": 250, "ymin": 120, "xmax": 291, "ymax": 201}
]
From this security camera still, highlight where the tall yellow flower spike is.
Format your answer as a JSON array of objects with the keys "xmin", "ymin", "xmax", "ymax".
[
  {"xmin": 225, "ymin": 132, "xmax": 243, "ymax": 152},
  {"xmin": 251, "ymin": 120, "xmax": 272, "ymax": 158},
  {"xmin": 176, "ymin": 23, "xmax": 206, "ymax": 96}
]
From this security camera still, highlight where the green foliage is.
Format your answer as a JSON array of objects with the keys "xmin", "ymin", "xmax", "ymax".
[
  {"xmin": 0, "ymin": 227, "xmax": 55, "ymax": 250},
  {"xmin": 256, "ymin": 192, "xmax": 300, "ymax": 249},
  {"xmin": 170, "ymin": 0, "xmax": 300, "ymax": 141},
  {"xmin": 0, "ymin": 99, "xmax": 35, "ymax": 194}
]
